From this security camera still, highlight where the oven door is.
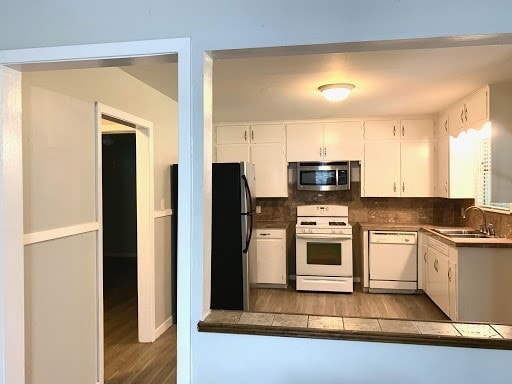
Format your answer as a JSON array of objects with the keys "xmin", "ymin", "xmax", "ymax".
[{"xmin": 296, "ymin": 233, "xmax": 353, "ymax": 277}]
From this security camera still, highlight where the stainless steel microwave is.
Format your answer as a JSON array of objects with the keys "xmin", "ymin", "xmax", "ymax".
[{"xmin": 297, "ymin": 162, "xmax": 350, "ymax": 191}]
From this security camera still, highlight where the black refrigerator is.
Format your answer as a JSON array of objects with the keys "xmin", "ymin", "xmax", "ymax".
[
  {"xmin": 170, "ymin": 164, "xmax": 178, "ymax": 324},
  {"xmin": 211, "ymin": 162, "xmax": 256, "ymax": 311}
]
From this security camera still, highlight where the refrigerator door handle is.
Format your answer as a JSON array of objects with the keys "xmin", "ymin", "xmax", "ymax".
[{"xmin": 241, "ymin": 174, "xmax": 255, "ymax": 253}]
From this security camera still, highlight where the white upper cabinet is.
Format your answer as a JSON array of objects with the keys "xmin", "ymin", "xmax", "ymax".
[
  {"xmin": 250, "ymin": 144, "xmax": 287, "ymax": 198},
  {"xmin": 363, "ymin": 141, "xmax": 401, "ymax": 197},
  {"xmin": 286, "ymin": 122, "xmax": 324, "ymax": 162},
  {"xmin": 437, "ymin": 134, "xmax": 475, "ymax": 199},
  {"xmin": 215, "ymin": 123, "xmax": 288, "ymax": 198},
  {"xmin": 216, "ymin": 124, "xmax": 249, "ymax": 144},
  {"xmin": 400, "ymin": 119, "xmax": 435, "ymax": 140},
  {"xmin": 250, "ymin": 124, "xmax": 285, "ymax": 143},
  {"xmin": 448, "ymin": 86, "xmax": 489, "ymax": 137},
  {"xmin": 400, "ymin": 142, "xmax": 435, "ymax": 197},
  {"xmin": 287, "ymin": 121, "xmax": 362, "ymax": 162},
  {"xmin": 435, "ymin": 113, "xmax": 449, "ymax": 138},
  {"xmin": 216, "ymin": 144, "xmax": 250, "ymax": 163},
  {"xmin": 323, "ymin": 121, "xmax": 362, "ymax": 161},
  {"xmin": 364, "ymin": 120, "xmax": 399, "ymax": 140},
  {"xmin": 436, "ymin": 135, "xmax": 449, "ymax": 198},
  {"xmin": 364, "ymin": 119, "xmax": 434, "ymax": 140}
]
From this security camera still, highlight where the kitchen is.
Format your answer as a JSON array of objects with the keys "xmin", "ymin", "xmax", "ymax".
[{"xmin": 205, "ymin": 43, "xmax": 512, "ymax": 334}]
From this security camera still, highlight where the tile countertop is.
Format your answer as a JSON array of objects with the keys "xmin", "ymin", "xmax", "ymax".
[{"xmin": 357, "ymin": 223, "xmax": 512, "ymax": 248}]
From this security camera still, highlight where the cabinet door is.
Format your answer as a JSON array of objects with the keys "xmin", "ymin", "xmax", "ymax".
[
  {"xmin": 255, "ymin": 230, "xmax": 286, "ymax": 285},
  {"xmin": 250, "ymin": 144, "xmax": 288, "ymax": 197},
  {"xmin": 323, "ymin": 121, "xmax": 363, "ymax": 160},
  {"xmin": 364, "ymin": 120, "xmax": 399, "ymax": 140},
  {"xmin": 435, "ymin": 114, "xmax": 449, "ymax": 138},
  {"xmin": 448, "ymin": 134, "xmax": 475, "ymax": 198},
  {"xmin": 401, "ymin": 119, "xmax": 435, "ymax": 140},
  {"xmin": 363, "ymin": 141, "xmax": 400, "ymax": 197},
  {"xmin": 216, "ymin": 144, "xmax": 250, "ymax": 163},
  {"xmin": 216, "ymin": 125, "xmax": 249, "ymax": 144},
  {"xmin": 250, "ymin": 124, "xmax": 285, "ymax": 144},
  {"xmin": 286, "ymin": 122, "xmax": 324, "ymax": 162},
  {"xmin": 448, "ymin": 104, "xmax": 465, "ymax": 137},
  {"xmin": 417, "ymin": 233, "xmax": 429, "ymax": 290},
  {"xmin": 436, "ymin": 136, "xmax": 449, "ymax": 198},
  {"xmin": 427, "ymin": 249, "xmax": 449, "ymax": 316},
  {"xmin": 400, "ymin": 142, "xmax": 435, "ymax": 197},
  {"xmin": 465, "ymin": 87, "xmax": 488, "ymax": 127},
  {"xmin": 448, "ymin": 260, "xmax": 458, "ymax": 321}
]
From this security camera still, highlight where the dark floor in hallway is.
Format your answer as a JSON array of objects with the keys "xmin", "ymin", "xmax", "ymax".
[{"xmin": 104, "ymin": 257, "xmax": 177, "ymax": 384}]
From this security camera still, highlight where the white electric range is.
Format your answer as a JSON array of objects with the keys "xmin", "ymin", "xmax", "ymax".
[{"xmin": 295, "ymin": 205, "xmax": 353, "ymax": 293}]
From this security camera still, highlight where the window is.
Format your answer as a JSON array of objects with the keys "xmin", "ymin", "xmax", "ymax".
[{"xmin": 474, "ymin": 124, "xmax": 512, "ymax": 213}]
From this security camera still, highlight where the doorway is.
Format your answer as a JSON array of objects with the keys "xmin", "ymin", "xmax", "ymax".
[{"xmin": 102, "ymin": 125, "xmax": 138, "ymax": 362}]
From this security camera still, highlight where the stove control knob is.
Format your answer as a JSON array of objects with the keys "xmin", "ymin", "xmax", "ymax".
[
  {"xmin": 308, "ymin": 229, "xmax": 313, "ymax": 234},
  {"xmin": 332, "ymin": 229, "xmax": 336, "ymax": 234}
]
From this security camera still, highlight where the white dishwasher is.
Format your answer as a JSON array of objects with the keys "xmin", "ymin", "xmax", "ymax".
[{"xmin": 369, "ymin": 231, "xmax": 418, "ymax": 292}]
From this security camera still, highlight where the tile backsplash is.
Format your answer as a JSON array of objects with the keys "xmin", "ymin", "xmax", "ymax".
[{"xmin": 256, "ymin": 180, "xmax": 469, "ymax": 227}]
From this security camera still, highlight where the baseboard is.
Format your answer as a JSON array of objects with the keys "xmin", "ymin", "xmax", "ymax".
[{"xmin": 155, "ymin": 315, "xmax": 174, "ymax": 339}]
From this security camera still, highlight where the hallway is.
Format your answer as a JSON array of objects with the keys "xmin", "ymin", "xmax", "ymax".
[{"xmin": 104, "ymin": 258, "xmax": 177, "ymax": 383}]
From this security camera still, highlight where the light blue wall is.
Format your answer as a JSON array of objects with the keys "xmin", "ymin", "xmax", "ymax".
[
  {"xmin": 195, "ymin": 332, "xmax": 512, "ymax": 383},
  {"xmin": 2, "ymin": 1, "xmax": 512, "ymax": 383}
]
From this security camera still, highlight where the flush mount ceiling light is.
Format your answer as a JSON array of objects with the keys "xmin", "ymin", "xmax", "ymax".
[{"xmin": 318, "ymin": 83, "xmax": 355, "ymax": 102}]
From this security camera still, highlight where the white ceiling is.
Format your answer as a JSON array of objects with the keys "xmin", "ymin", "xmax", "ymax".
[{"xmin": 120, "ymin": 44, "xmax": 512, "ymax": 123}]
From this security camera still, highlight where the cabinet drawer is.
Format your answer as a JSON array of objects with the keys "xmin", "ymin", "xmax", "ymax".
[{"xmin": 428, "ymin": 237, "xmax": 449, "ymax": 255}]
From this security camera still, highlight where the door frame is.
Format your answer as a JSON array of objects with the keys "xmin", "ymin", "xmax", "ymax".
[
  {"xmin": 97, "ymin": 104, "xmax": 155, "ymax": 357},
  {"xmin": 0, "ymin": 39, "xmax": 192, "ymax": 384}
]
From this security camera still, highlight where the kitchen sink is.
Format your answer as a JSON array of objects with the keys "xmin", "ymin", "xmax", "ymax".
[
  {"xmin": 442, "ymin": 233, "xmax": 491, "ymax": 238},
  {"xmin": 432, "ymin": 228, "xmax": 482, "ymax": 235}
]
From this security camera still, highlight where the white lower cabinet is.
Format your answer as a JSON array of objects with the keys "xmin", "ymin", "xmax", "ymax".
[
  {"xmin": 252, "ymin": 229, "xmax": 287, "ymax": 287},
  {"xmin": 426, "ymin": 246, "xmax": 449, "ymax": 316},
  {"xmin": 424, "ymin": 236, "xmax": 512, "ymax": 323}
]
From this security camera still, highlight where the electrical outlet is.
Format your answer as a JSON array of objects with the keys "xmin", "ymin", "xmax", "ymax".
[
  {"xmin": 160, "ymin": 198, "xmax": 165, "ymax": 211},
  {"xmin": 256, "ymin": 206, "xmax": 262, "ymax": 214}
]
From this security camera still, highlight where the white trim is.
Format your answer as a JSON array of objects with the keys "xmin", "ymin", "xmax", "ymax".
[
  {"xmin": 0, "ymin": 37, "xmax": 192, "ymax": 384},
  {"xmin": 97, "ymin": 103, "xmax": 156, "ymax": 345},
  {"xmin": 154, "ymin": 209, "xmax": 173, "ymax": 219},
  {"xmin": 23, "ymin": 222, "xmax": 99, "ymax": 246},
  {"xmin": 155, "ymin": 315, "xmax": 174, "ymax": 339},
  {"xmin": 94, "ymin": 105, "xmax": 105, "ymax": 384},
  {"xmin": 0, "ymin": 66, "xmax": 25, "ymax": 384}
]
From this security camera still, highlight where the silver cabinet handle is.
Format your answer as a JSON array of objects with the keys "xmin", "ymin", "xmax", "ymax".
[
  {"xmin": 402, "ymin": 125, "xmax": 405, "ymax": 137},
  {"xmin": 444, "ymin": 182, "xmax": 448, "ymax": 193},
  {"xmin": 444, "ymin": 120, "xmax": 448, "ymax": 132},
  {"xmin": 323, "ymin": 147, "xmax": 327, "ymax": 158},
  {"xmin": 319, "ymin": 147, "xmax": 323, "ymax": 157},
  {"xmin": 393, "ymin": 182, "xmax": 396, "ymax": 192},
  {"xmin": 423, "ymin": 251, "xmax": 427, "ymax": 262},
  {"xmin": 402, "ymin": 182, "xmax": 405, "ymax": 192},
  {"xmin": 393, "ymin": 126, "xmax": 396, "ymax": 136},
  {"xmin": 460, "ymin": 110, "xmax": 464, "ymax": 123},
  {"xmin": 251, "ymin": 130, "xmax": 254, "ymax": 141},
  {"xmin": 448, "ymin": 267, "xmax": 452, "ymax": 282},
  {"xmin": 244, "ymin": 130, "xmax": 247, "ymax": 142},
  {"xmin": 464, "ymin": 106, "xmax": 468, "ymax": 121}
]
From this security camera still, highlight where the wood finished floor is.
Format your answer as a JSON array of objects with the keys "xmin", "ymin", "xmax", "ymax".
[
  {"xmin": 250, "ymin": 283, "xmax": 449, "ymax": 321},
  {"xmin": 104, "ymin": 257, "xmax": 177, "ymax": 384}
]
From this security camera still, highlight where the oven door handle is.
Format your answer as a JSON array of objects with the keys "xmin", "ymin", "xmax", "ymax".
[{"xmin": 296, "ymin": 234, "xmax": 352, "ymax": 240}]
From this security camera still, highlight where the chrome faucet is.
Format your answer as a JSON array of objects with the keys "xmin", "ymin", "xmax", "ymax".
[{"xmin": 462, "ymin": 205, "xmax": 490, "ymax": 235}]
